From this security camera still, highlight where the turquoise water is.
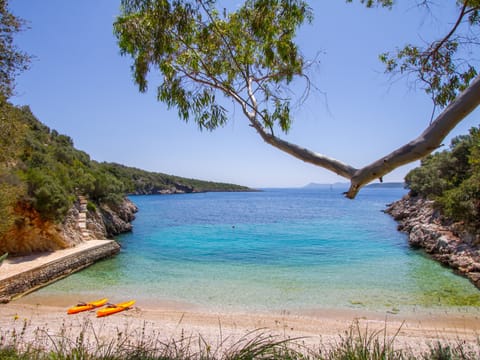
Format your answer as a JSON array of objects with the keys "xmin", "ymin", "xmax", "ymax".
[{"xmin": 37, "ymin": 188, "xmax": 480, "ymax": 313}]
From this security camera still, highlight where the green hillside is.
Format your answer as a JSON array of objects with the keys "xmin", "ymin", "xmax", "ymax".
[
  {"xmin": 101, "ymin": 162, "xmax": 252, "ymax": 195},
  {"xmin": 0, "ymin": 101, "xmax": 250, "ymax": 238}
]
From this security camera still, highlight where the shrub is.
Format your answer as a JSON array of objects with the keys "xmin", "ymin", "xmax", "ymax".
[
  {"xmin": 405, "ymin": 126, "xmax": 480, "ymax": 233},
  {"xmin": 86, "ymin": 201, "xmax": 96, "ymax": 212}
]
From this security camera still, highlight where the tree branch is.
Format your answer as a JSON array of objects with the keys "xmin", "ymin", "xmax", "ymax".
[
  {"xmin": 345, "ymin": 73, "xmax": 480, "ymax": 198},
  {"xmin": 116, "ymin": 1, "xmax": 480, "ymax": 200},
  {"xmin": 241, "ymin": 73, "xmax": 480, "ymax": 197},
  {"xmin": 244, "ymin": 101, "xmax": 357, "ymax": 178},
  {"xmin": 422, "ymin": 1, "xmax": 469, "ymax": 66},
  {"xmin": 261, "ymin": 132, "xmax": 358, "ymax": 178}
]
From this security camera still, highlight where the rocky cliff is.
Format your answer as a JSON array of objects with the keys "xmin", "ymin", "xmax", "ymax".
[
  {"xmin": 0, "ymin": 203, "xmax": 69, "ymax": 255},
  {"xmin": 385, "ymin": 194, "xmax": 480, "ymax": 289},
  {"xmin": 0, "ymin": 197, "xmax": 136, "ymax": 256},
  {"xmin": 62, "ymin": 197, "xmax": 138, "ymax": 245}
]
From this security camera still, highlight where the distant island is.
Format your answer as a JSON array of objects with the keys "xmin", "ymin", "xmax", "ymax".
[
  {"xmin": 365, "ymin": 182, "xmax": 406, "ymax": 189},
  {"xmin": 303, "ymin": 182, "xmax": 405, "ymax": 189},
  {"xmin": 302, "ymin": 182, "xmax": 349, "ymax": 189}
]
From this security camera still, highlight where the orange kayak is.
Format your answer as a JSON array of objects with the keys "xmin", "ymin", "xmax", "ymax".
[
  {"xmin": 67, "ymin": 298, "xmax": 108, "ymax": 314},
  {"xmin": 96, "ymin": 300, "xmax": 135, "ymax": 318}
]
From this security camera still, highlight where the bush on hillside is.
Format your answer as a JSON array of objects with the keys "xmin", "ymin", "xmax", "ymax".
[{"xmin": 405, "ymin": 126, "xmax": 480, "ymax": 233}]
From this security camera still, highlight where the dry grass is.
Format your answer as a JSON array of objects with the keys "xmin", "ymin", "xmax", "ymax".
[{"xmin": 1, "ymin": 318, "xmax": 479, "ymax": 359}]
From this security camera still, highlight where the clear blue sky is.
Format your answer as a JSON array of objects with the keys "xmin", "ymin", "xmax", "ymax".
[{"xmin": 9, "ymin": 1, "xmax": 480, "ymax": 188}]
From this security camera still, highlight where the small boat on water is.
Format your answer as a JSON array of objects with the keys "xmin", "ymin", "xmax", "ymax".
[
  {"xmin": 96, "ymin": 300, "xmax": 135, "ymax": 317},
  {"xmin": 67, "ymin": 298, "xmax": 108, "ymax": 314}
]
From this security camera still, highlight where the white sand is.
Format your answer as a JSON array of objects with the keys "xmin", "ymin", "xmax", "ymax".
[{"xmin": 1, "ymin": 299, "xmax": 479, "ymax": 354}]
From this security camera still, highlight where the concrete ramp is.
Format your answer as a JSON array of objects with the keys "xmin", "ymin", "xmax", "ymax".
[{"xmin": 0, "ymin": 240, "xmax": 120, "ymax": 302}]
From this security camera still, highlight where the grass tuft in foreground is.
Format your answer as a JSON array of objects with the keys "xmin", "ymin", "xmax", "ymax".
[{"xmin": 0, "ymin": 319, "xmax": 479, "ymax": 359}]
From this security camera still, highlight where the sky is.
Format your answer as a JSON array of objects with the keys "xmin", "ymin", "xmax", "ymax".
[{"xmin": 8, "ymin": 0, "xmax": 480, "ymax": 189}]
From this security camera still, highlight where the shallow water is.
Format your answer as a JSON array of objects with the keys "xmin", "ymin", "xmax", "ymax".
[{"xmin": 35, "ymin": 188, "xmax": 480, "ymax": 314}]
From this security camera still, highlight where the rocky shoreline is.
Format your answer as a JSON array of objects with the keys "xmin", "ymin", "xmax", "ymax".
[
  {"xmin": 385, "ymin": 194, "xmax": 480, "ymax": 289},
  {"xmin": 62, "ymin": 197, "xmax": 138, "ymax": 246}
]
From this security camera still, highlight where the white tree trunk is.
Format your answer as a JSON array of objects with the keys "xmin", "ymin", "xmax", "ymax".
[{"xmin": 248, "ymin": 74, "xmax": 480, "ymax": 198}]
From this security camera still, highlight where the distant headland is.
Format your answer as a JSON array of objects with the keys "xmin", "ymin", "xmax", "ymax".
[{"xmin": 303, "ymin": 182, "xmax": 405, "ymax": 189}]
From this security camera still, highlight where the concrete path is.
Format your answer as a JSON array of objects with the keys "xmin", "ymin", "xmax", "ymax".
[{"xmin": 0, "ymin": 240, "xmax": 114, "ymax": 282}]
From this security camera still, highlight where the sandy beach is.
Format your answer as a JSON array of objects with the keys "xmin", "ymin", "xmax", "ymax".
[{"xmin": 1, "ymin": 295, "xmax": 479, "ymax": 354}]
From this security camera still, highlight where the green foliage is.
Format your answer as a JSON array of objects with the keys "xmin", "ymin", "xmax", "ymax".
[
  {"xmin": 86, "ymin": 201, "xmax": 96, "ymax": 212},
  {"xmin": 0, "ymin": 98, "xmax": 26, "ymax": 163},
  {"xmin": 114, "ymin": 0, "xmax": 312, "ymax": 133},
  {"xmin": 327, "ymin": 321, "xmax": 403, "ymax": 360},
  {"xmin": 22, "ymin": 167, "xmax": 73, "ymax": 221},
  {"xmin": 14, "ymin": 106, "xmax": 97, "ymax": 220},
  {"xmin": 346, "ymin": 0, "xmax": 394, "ymax": 8},
  {"xmin": 88, "ymin": 165, "xmax": 126, "ymax": 204},
  {"xmin": 0, "ymin": 176, "xmax": 23, "ymax": 236},
  {"xmin": 100, "ymin": 162, "xmax": 251, "ymax": 194},
  {"xmin": 378, "ymin": 1, "xmax": 479, "ymax": 108},
  {"xmin": 116, "ymin": 0, "xmax": 480, "ymax": 136},
  {"xmin": 0, "ymin": 0, "xmax": 31, "ymax": 99},
  {"xmin": 405, "ymin": 126, "xmax": 480, "ymax": 232},
  {"xmin": 0, "ymin": 98, "xmax": 27, "ymax": 233}
]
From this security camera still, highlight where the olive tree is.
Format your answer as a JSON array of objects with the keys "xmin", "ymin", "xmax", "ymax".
[{"xmin": 114, "ymin": 0, "xmax": 480, "ymax": 198}]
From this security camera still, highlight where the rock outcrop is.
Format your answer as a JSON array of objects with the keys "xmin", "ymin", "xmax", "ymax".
[
  {"xmin": 385, "ymin": 194, "xmax": 480, "ymax": 289},
  {"xmin": 87, "ymin": 198, "xmax": 138, "ymax": 239},
  {"xmin": 0, "ymin": 203, "xmax": 69, "ymax": 256},
  {"xmin": 62, "ymin": 197, "xmax": 138, "ymax": 244},
  {"xmin": 61, "ymin": 202, "xmax": 86, "ymax": 247}
]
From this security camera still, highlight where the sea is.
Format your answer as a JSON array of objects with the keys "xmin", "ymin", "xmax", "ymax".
[{"xmin": 32, "ymin": 187, "xmax": 480, "ymax": 314}]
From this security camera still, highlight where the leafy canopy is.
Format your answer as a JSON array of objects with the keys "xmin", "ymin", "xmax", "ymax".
[
  {"xmin": 379, "ymin": 0, "xmax": 480, "ymax": 108},
  {"xmin": 114, "ymin": 1, "xmax": 480, "ymax": 198},
  {"xmin": 0, "ymin": 0, "xmax": 30, "ymax": 99},
  {"xmin": 115, "ymin": 0, "xmax": 312, "ymax": 133},
  {"xmin": 115, "ymin": 1, "xmax": 480, "ymax": 132}
]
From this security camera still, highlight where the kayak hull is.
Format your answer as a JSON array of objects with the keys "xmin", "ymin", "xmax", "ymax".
[
  {"xmin": 97, "ymin": 300, "xmax": 135, "ymax": 318},
  {"xmin": 67, "ymin": 298, "xmax": 108, "ymax": 315}
]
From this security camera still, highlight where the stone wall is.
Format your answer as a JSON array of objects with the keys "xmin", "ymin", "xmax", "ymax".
[
  {"xmin": 0, "ymin": 240, "xmax": 120, "ymax": 302},
  {"xmin": 385, "ymin": 194, "xmax": 480, "ymax": 289}
]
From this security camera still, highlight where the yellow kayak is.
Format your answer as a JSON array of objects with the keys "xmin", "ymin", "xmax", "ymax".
[
  {"xmin": 96, "ymin": 300, "xmax": 135, "ymax": 317},
  {"xmin": 67, "ymin": 298, "xmax": 108, "ymax": 314}
]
